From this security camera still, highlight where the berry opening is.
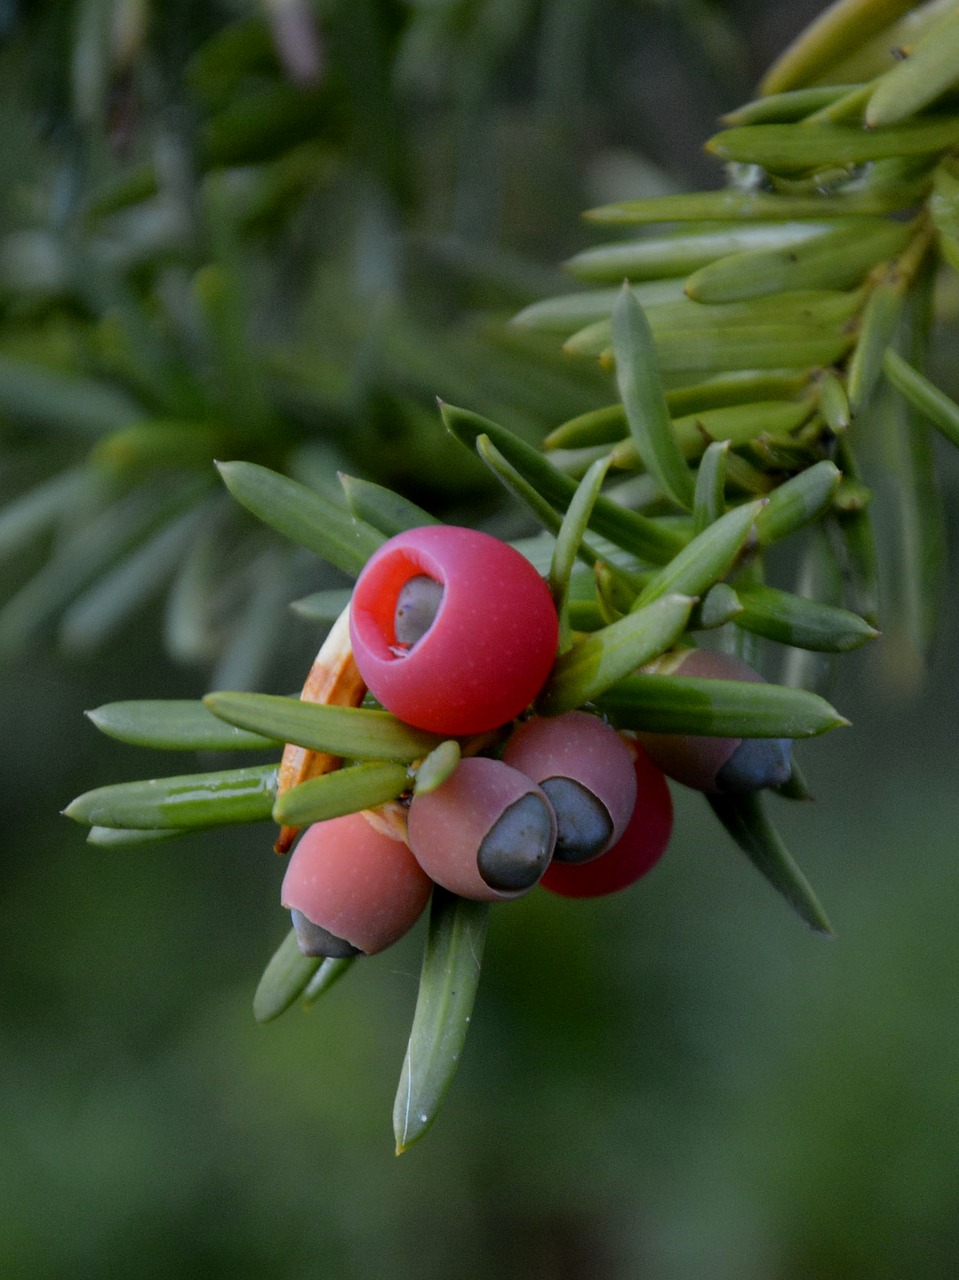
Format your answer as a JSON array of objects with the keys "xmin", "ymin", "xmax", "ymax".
[
  {"xmin": 393, "ymin": 574, "xmax": 444, "ymax": 651},
  {"xmin": 540, "ymin": 776, "xmax": 614, "ymax": 864},
  {"xmin": 476, "ymin": 791, "xmax": 556, "ymax": 892},
  {"xmin": 290, "ymin": 908, "xmax": 362, "ymax": 958},
  {"xmin": 716, "ymin": 736, "xmax": 793, "ymax": 793}
]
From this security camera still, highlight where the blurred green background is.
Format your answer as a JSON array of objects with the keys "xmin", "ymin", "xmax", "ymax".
[{"xmin": 4, "ymin": 3, "xmax": 959, "ymax": 1277}]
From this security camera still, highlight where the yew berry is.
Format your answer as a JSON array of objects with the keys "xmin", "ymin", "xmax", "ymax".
[
  {"xmin": 281, "ymin": 812, "xmax": 433, "ymax": 957},
  {"xmin": 539, "ymin": 742, "xmax": 673, "ymax": 898},
  {"xmin": 349, "ymin": 526, "xmax": 558, "ymax": 735},
  {"xmin": 501, "ymin": 711, "xmax": 637, "ymax": 864},
  {"xmin": 633, "ymin": 648, "xmax": 792, "ymax": 794},
  {"xmin": 407, "ymin": 756, "xmax": 556, "ymax": 900}
]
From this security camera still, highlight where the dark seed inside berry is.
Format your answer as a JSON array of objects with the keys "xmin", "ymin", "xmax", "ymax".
[
  {"xmin": 716, "ymin": 737, "xmax": 793, "ymax": 793},
  {"xmin": 290, "ymin": 909, "xmax": 362, "ymax": 958},
  {"xmin": 394, "ymin": 575, "xmax": 444, "ymax": 647},
  {"xmin": 540, "ymin": 776, "xmax": 614, "ymax": 863},
  {"xmin": 476, "ymin": 793, "xmax": 555, "ymax": 892}
]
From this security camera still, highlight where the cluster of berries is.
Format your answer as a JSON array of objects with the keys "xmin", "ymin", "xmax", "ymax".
[{"xmin": 282, "ymin": 525, "xmax": 788, "ymax": 960}]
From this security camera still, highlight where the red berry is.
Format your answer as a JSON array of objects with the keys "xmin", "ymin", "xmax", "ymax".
[
  {"xmin": 349, "ymin": 526, "xmax": 558, "ymax": 735},
  {"xmin": 633, "ymin": 649, "xmax": 792, "ymax": 794},
  {"xmin": 539, "ymin": 743, "xmax": 672, "ymax": 898},
  {"xmin": 281, "ymin": 812, "xmax": 433, "ymax": 956},
  {"xmin": 407, "ymin": 756, "xmax": 556, "ymax": 901},
  {"xmin": 501, "ymin": 711, "xmax": 637, "ymax": 863}
]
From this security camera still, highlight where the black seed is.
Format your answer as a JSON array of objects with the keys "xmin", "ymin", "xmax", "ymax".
[
  {"xmin": 394, "ymin": 575, "xmax": 444, "ymax": 647},
  {"xmin": 476, "ymin": 793, "xmax": 555, "ymax": 892},
  {"xmin": 716, "ymin": 737, "xmax": 793, "ymax": 793},
  {"xmin": 541, "ymin": 776, "xmax": 614, "ymax": 864},
  {"xmin": 290, "ymin": 909, "xmax": 362, "ymax": 958}
]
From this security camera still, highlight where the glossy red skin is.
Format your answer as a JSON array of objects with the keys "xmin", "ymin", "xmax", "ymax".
[
  {"xmin": 539, "ymin": 743, "xmax": 672, "ymax": 898},
  {"xmin": 632, "ymin": 649, "xmax": 762, "ymax": 793},
  {"xmin": 349, "ymin": 526, "xmax": 558, "ymax": 735},
  {"xmin": 501, "ymin": 711, "xmax": 637, "ymax": 855},
  {"xmin": 281, "ymin": 813, "xmax": 433, "ymax": 955},
  {"xmin": 407, "ymin": 756, "xmax": 555, "ymax": 901}
]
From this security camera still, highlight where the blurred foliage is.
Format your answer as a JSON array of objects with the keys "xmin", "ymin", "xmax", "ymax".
[
  {"xmin": 6, "ymin": 1, "xmax": 959, "ymax": 1276},
  {"xmin": 0, "ymin": 0, "xmax": 771, "ymax": 685}
]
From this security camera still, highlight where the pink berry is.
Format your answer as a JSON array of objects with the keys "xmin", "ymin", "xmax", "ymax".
[
  {"xmin": 540, "ymin": 743, "xmax": 672, "ymax": 898},
  {"xmin": 407, "ymin": 756, "xmax": 556, "ymax": 901},
  {"xmin": 281, "ymin": 812, "xmax": 433, "ymax": 956},
  {"xmin": 349, "ymin": 526, "xmax": 558, "ymax": 735},
  {"xmin": 633, "ymin": 649, "xmax": 792, "ymax": 794},
  {"xmin": 501, "ymin": 711, "xmax": 637, "ymax": 863}
]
